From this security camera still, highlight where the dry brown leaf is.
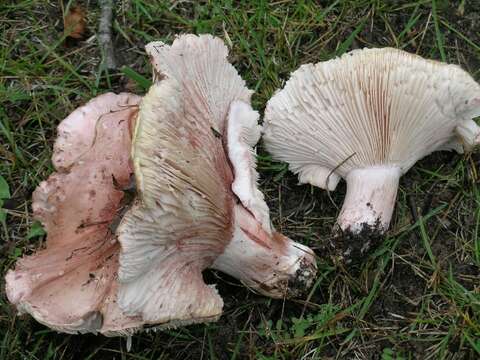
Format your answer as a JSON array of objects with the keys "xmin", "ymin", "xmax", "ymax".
[
  {"xmin": 63, "ymin": 5, "xmax": 86, "ymax": 39},
  {"xmin": 123, "ymin": 77, "xmax": 139, "ymax": 93}
]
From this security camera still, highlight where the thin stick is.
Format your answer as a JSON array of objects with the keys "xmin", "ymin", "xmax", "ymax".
[
  {"xmin": 326, "ymin": 152, "xmax": 357, "ymax": 211},
  {"xmin": 98, "ymin": 0, "xmax": 117, "ymax": 69}
]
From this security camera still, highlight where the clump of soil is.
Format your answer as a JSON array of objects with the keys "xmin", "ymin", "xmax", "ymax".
[
  {"xmin": 286, "ymin": 257, "xmax": 318, "ymax": 297},
  {"xmin": 329, "ymin": 220, "xmax": 386, "ymax": 265}
]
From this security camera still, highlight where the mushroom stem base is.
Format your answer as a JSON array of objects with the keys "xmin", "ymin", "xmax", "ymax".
[
  {"xmin": 211, "ymin": 205, "xmax": 317, "ymax": 298},
  {"xmin": 337, "ymin": 166, "xmax": 401, "ymax": 234}
]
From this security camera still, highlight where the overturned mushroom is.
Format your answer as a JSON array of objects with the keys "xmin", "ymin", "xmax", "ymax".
[
  {"xmin": 117, "ymin": 34, "xmax": 317, "ymax": 324},
  {"xmin": 263, "ymin": 48, "xmax": 480, "ymax": 258},
  {"xmin": 6, "ymin": 35, "xmax": 316, "ymax": 335}
]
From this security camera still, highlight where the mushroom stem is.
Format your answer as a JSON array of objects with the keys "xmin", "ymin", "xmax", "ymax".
[
  {"xmin": 337, "ymin": 166, "xmax": 401, "ymax": 234},
  {"xmin": 211, "ymin": 205, "xmax": 316, "ymax": 298}
]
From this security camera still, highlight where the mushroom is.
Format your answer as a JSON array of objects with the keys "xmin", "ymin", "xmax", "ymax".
[
  {"xmin": 116, "ymin": 34, "xmax": 317, "ymax": 324},
  {"xmin": 6, "ymin": 35, "xmax": 317, "ymax": 335},
  {"xmin": 263, "ymin": 48, "xmax": 480, "ymax": 257},
  {"xmin": 5, "ymin": 92, "xmax": 143, "ymax": 335}
]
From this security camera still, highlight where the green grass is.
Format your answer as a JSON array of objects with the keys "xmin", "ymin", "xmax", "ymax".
[{"xmin": 1, "ymin": 0, "xmax": 479, "ymax": 359}]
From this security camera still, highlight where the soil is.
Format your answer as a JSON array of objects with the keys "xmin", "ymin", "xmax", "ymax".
[{"xmin": 330, "ymin": 221, "xmax": 386, "ymax": 265}]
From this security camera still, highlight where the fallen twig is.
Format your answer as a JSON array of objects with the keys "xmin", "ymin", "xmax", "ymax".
[{"xmin": 98, "ymin": 0, "xmax": 117, "ymax": 69}]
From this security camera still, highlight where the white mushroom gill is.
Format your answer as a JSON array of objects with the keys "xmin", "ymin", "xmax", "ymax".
[
  {"xmin": 263, "ymin": 48, "xmax": 480, "ymax": 244},
  {"xmin": 116, "ymin": 76, "xmax": 230, "ymax": 325}
]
